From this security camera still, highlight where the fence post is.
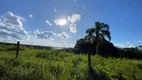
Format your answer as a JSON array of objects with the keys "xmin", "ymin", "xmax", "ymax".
[{"xmin": 15, "ymin": 41, "xmax": 20, "ymax": 58}]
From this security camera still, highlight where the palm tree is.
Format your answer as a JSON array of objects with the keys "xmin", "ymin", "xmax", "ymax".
[
  {"xmin": 85, "ymin": 28, "xmax": 96, "ymax": 80},
  {"xmin": 86, "ymin": 22, "xmax": 111, "ymax": 79},
  {"xmin": 85, "ymin": 28, "xmax": 96, "ymax": 68},
  {"xmin": 86, "ymin": 21, "xmax": 111, "ymax": 54}
]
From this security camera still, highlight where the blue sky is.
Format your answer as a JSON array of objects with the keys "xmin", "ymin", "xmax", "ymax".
[{"xmin": 0, "ymin": 0, "xmax": 142, "ymax": 47}]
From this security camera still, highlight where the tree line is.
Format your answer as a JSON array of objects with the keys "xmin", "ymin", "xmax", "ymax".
[{"xmin": 74, "ymin": 21, "xmax": 142, "ymax": 60}]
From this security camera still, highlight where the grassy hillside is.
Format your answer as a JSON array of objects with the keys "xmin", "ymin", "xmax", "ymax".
[{"xmin": 0, "ymin": 44, "xmax": 142, "ymax": 80}]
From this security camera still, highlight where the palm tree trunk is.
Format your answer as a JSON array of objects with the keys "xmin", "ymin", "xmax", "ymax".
[
  {"xmin": 88, "ymin": 52, "xmax": 92, "ymax": 80},
  {"xmin": 96, "ymin": 43, "xmax": 99, "ymax": 54},
  {"xmin": 95, "ymin": 36, "xmax": 99, "ymax": 55},
  {"xmin": 88, "ymin": 53, "xmax": 91, "ymax": 67},
  {"xmin": 96, "ymin": 38, "xmax": 99, "ymax": 55}
]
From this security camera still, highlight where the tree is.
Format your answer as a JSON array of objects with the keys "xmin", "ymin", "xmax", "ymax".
[
  {"xmin": 85, "ymin": 22, "xmax": 111, "ymax": 79},
  {"xmin": 86, "ymin": 21, "xmax": 111, "ymax": 54},
  {"xmin": 85, "ymin": 27, "xmax": 96, "ymax": 80},
  {"xmin": 85, "ymin": 28, "xmax": 96, "ymax": 67}
]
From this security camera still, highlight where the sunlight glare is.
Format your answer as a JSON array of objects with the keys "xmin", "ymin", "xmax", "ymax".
[{"xmin": 59, "ymin": 19, "xmax": 67, "ymax": 25}]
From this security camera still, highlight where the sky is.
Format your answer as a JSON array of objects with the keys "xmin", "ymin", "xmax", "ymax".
[{"xmin": 0, "ymin": 0, "xmax": 142, "ymax": 48}]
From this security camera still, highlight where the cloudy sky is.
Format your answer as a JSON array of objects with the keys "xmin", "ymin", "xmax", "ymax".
[{"xmin": 0, "ymin": 0, "xmax": 142, "ymax": 47}]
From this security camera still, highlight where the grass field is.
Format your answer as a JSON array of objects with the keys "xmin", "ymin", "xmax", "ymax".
[{"xmin": 0, "ymin": 44, "xmax": 142, "ymax": 80}]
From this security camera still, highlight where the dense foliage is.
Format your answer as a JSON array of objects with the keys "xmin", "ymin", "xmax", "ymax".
[
  {"xmin": 74, "ymin": 37, "xmax": 142, "ymax": 60},
  {"xmin": 74, "ymin": 39, "xmax": 118, "ymax": 56},
  {"xmin": 0, "ymin": 44, "xmax": 142, "ymax": 80}
]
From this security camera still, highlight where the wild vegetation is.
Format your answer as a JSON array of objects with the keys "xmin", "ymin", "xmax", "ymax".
[
  {"xmin": 0, "ymin": 21, "xmax": 142, "ymax": 80},
  {"xmin": 0, "ymin": 44, "xmax": 142, "ymax": 80}
]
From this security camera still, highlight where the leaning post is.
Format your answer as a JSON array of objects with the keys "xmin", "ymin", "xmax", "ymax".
[{"xmin": 15, "ymin": 41, "xmax": 20, "ymax": 58}]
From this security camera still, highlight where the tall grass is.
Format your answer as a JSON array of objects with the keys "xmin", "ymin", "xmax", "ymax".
[{"xmin": 0, "ymin": 45, "xmax": 142, "ymax": 80}]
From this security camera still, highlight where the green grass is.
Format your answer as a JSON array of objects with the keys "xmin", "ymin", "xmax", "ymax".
[{"xmin": 0, "ymin": 45, "xmax": 142, "ymax": 80}]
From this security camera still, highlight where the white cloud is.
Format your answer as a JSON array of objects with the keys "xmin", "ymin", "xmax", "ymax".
[
  {"xmin": 2, "ymin": 11, "xmax": 24, "ymax": 28},
  {"xmin": 69, "ymin": 23, "xmax": 77, "ymax": 34},
  {"xmin": 138, "ymin": 40, "xmax": 142, "ymax": 43},
  {"xmin": 28, "ymin": 30, "xmax": 70, "ymax": 40},
  {"xmin": 19, "ymin": 38, "xmax": 74, "ymax": 48},
  {"xmin": 26, "ymin": 30, "xmax": 72, "ymax": 47},
  {"xmin": 0, "ymin": 11, "xmax": 73, "ymax": 47},
  {"xmin": 114, "ymin": 41, "xmax": 134, "ymax": 48},
  {"xmin": 54, "ymin": 19, "xmax": 67, "ymax": 26},
  {"xmin": 29, "ymin": 14, "xmax": 33, "ymax": 18},
  {"xmin": 54, "ymin": 9, "xmax": 57, "ymax": 12},
  {"xmin": 27, "ymin": 30, "xmax": 56, "ymax": 40},
  {"xmin": 114, "ymin": 44, "xmax": 134, "ymax": 48},
  {"xmin": 34, "ymin": 30, "xmax": 56, "ymax": 39},
  {"xmin": 45, "ymin": 20, "xmax": 52, "ymax": 26},
  {"xmin": 0, "ymin": 11, "xmax": 27, "ymax": 40},
  {"xmin": 67, "ymin": 14, "xmax": 81, "ymax": 34},
  {"xmin": 68, "ymin": 14, "xmax": 81, "ymax": 23},
  {"xmin": 57, "ymin": 32, "xmax": 70, "ymax": 39}
]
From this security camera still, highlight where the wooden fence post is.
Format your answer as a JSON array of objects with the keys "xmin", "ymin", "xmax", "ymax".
[{"xmin": 15, "ymin": 41, "xmax": 20, "ymax": 58}]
